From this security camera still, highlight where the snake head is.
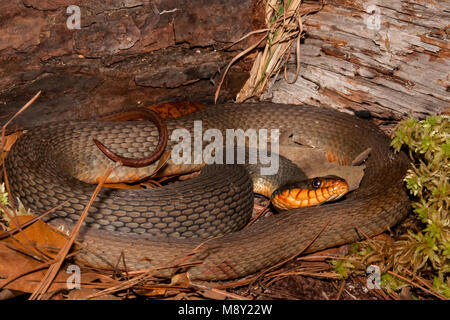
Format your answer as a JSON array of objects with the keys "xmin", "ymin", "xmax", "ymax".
[{"xmin": 271, "ymin": 176, "xmax": 349, "ymax": 211}]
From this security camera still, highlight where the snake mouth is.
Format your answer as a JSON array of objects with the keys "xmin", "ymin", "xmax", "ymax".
[{"xmin": 270, "ymin": 176, "xmax": 349, "ymax": 211}]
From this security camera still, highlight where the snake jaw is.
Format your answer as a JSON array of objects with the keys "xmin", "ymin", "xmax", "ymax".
[{"xmin": 322, "ymin": 178, "xmax": 349, "ymax": 202}]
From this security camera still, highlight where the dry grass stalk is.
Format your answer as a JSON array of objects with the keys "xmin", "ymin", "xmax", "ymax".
[
  {"xmin": 214, "ymin": 0, "xmax": 323, "ymax": 103},
  {"xmin": 245, "ymin": 201, "xmax": 271, "ymax": 228},
  {"xmin": 335, "ymin": 280, "xmax": 346, "ymax": 300}
]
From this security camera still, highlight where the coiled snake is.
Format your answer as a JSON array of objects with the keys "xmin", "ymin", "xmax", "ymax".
[{"xmin": 5, "ymin": 103, "xmax": 410, "ymax": 280}]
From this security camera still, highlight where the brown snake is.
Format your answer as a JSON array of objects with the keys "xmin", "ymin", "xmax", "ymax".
[{"xmin": 5, "ymin": 103, "xmax": 410, "ymax": 280}]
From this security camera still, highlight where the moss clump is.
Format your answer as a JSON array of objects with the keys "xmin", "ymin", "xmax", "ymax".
[
  {"xmin": 0, "ymin": 182, "xmax": 30, "ymax": 221},
  {"xmin": 0, "ymin": 183, "xmax": 8, "ymax": 206},
  {"xmin": 391, "ymin": 115, "xmax": 449, "ymax": 279}
]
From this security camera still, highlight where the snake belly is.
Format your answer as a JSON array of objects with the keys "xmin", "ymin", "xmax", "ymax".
[{"xmin": 5, "ymin": 103, "xmax": 410, "ymax": 280}]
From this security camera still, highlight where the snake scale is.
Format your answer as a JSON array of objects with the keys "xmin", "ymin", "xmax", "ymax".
[{"xmin": 5, "ymin": 103, "xmax": 410, "ymax": 280}]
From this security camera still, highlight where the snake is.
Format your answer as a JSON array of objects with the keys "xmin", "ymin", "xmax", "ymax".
[{"xmin": 5, "ymin": 103, "xmax": 410, "ymax": 281}]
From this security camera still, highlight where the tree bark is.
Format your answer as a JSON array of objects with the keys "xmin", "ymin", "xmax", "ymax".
[
  {"xmin": 0, "ymin": 0, "xmax": 260, "ymax": 130},
  {"xmin": 264, "ymin": 0, "xmax": 449, "ymax": 130}
]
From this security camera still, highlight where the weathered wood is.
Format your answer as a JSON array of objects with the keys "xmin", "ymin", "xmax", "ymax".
[
  {"xmin": 0, "ymin": 0, "xmax": 255, "ymax": 129},
  {"xmin": 263, "ymin": 0, "xmax": 449, "ymax": 129}
]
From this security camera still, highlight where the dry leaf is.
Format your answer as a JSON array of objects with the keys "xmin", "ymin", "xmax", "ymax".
[
  {"xmin": 170, "ymin": 272, "xmax": 191, "ymax": 288},
  {"xmin": 0, "ymin": 132, "xmax": 23, "ymax": 166},
  {"xmin": 3, "ymin": 215, "xmax": 67, "ymax": 259},
  {"xmin": 0, "ymin": 242, "xmax": 68, "ymax": 293},
  {"xmin": 2, "ymin": 132, "xmax": 22, "ymax": 152},
  {"xmin": 0, "ymin": 242, "xmax": 121, "ymax": 295}
]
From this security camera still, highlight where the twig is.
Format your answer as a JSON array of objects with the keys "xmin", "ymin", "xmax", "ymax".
[
  {"xmin": 1, "ymin": 91, "xmax": 41, "ymax": 134},
  {"xmin": 206, "ymin": 274, "xmax": 260, "ymax": 290},
  {"xmin": 224, "ymin": 28, "xmax": 269, "ymax": 50},
  {"xmin": 244, "ymin": 201, "xmax": 271, "ymax": 228},
  {"xmin": 387, "ymin": 271, "xmax": 448, "ymax": 300},
  {"xmin": 343, "ymin": 288, "xmax": 358, "ymax": 300},
  {"xmin": 336, "ymin": 280, "xmax": 345, "ymax": 300},
  {"xmin": 355, "ymin": 226, "xmax": 371, "ymax": 241},
  {"xmin": 385, "ymin": 288, "xmax": 401, "ymax": 300},
  {"xmin": 402, "ymin": 268, "xmax": 441, "ymax": 298}
]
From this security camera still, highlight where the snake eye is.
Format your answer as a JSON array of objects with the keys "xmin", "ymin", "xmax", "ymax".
[{"xmin": 312, "ymin": 179, "xmax": 321, "ymax": 189}]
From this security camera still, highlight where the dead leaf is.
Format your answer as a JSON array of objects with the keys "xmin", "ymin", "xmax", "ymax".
[
  {"xmin": 0, "ymin": 242, "xmax": 120, "ymax": 296},
  {"xmin": 0, "ymin": 132, "xmax": 23, "ymax": 166},
  {"xmin": 170, "ymin": 272, "xmax": 191, "ymax": 288},
  {"xmin": 0, "ymin": 242, "xmax": 67, "ymax": 293},
  {"xmin": 1, "ymin": 132, "xmax": 22, "ymax": 152},
  {"xmin": 0, "ymin": 288, "xmax": 23, "ymax": 300},
  {"xmin": 352, "ymin": 148, "xmax": 372, "ymax": 166},
  {"xmin": 3, "ymin": 215, "xmax": 67, "ymax": 259}
]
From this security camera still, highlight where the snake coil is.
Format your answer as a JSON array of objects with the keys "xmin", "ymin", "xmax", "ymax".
[{"xmin": 5, "ymin": 103, "xmax": 410, "ymax": 280}]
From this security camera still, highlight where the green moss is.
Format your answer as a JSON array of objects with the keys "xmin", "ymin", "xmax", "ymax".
[
  {"xmin": 331, "ymin": 259, "xmax": 354, "ymax": 279},
  {"xmin": 0, "ymin": 183, "xmax": 8, "ymax": 206},
  {"xmin": 391, "ymin": 115, "xmax": 449, "ymax": 296},
  {"xmin": 0, "ymin": 182, "xmax": 30, "ymax": 220},
  {"xmin": 380, "ymin": 273, "xmax": 407, "ymax": 292}
]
